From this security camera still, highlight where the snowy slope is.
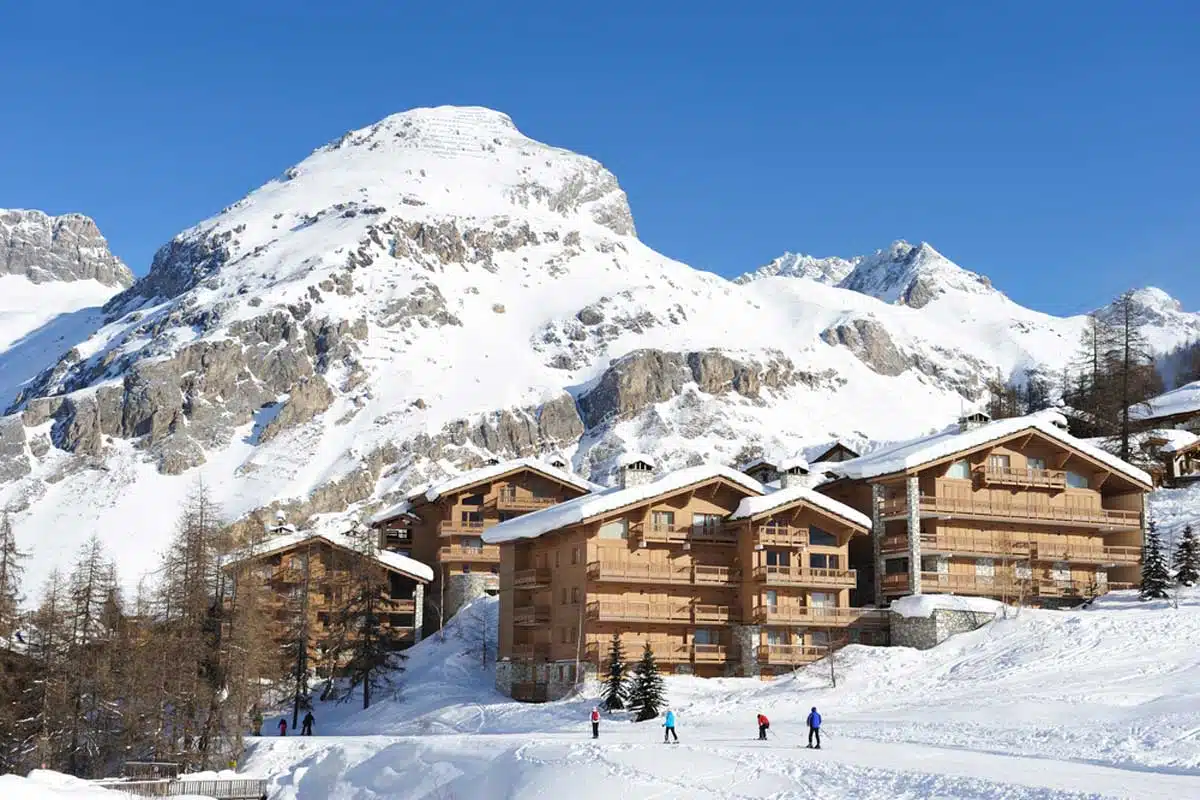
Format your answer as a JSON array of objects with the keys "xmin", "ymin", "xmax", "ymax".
[
  {"xmin": 1, "ymin": 105, "xmax": 1198, "ymax": 595},
  {"xmin": 233, "ymin": 591, "xmax": 1200, "ymax": 799}
]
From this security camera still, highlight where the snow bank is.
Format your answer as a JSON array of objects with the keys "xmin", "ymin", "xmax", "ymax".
[
  {"xmin": 1131, "ymin": 380, "xmax": 1200, "ymax": 422},
  {"xmin": 729, "ymin": 483, "xmax": 870, "ymax": 529},
  {"xmin": 889, "ymin": 595, "xmax": 1005, "ymax": 619},
  {"xmin": 0, "ymin": 771, "xmax": 213, "ymax": 799},
  {"xmin": 483, "ymin": 465, "xmax": 766, "ymax": 543}
]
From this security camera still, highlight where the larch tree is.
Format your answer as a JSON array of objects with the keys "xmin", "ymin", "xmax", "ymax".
[
  {"xmin": 1140, "ymin": 521, "xmax": 1171, "ymax": 600},
  {"xmin": 627, "ymin": 642, "xmax": 666, "ymax": 722},
  {"xmin": 0, "ymin": 511, "xmax": 26, "ymax": 640},
  {"xmin": 601, "ymin": 632, "xmax": 627, "ymax": 710},
  {"xmin": 1173, "ymin": 525, "xmax": 1199, "ymax": 587},
  {"xmin": 25, "ymin": 569, "xmax": 72, "ymax": 772},
  {"xmin": 0, "ymin": 511, "xmax": 29, "ymax": 773}
]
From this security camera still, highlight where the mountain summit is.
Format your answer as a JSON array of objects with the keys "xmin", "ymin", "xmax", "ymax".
[{"xmin": 1, "ymin": 209, "xmax": 133, "ymax": 287}]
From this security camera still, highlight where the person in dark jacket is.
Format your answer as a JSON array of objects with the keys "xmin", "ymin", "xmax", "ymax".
[
  {"xmin": 278, "ymin": 718, "xmax": 288, "ymax": 737},
  {"xmin": 757, "ymin": 713, "xmax": 770, "ymax": 740},
  {"xmin": 590, "ymin": 707, "xmax": 600, "ymax": 739},
  {"xmin": 806, "ymin": 707, "xmax": 822, "ymax": 749},
  {"xmin": 301, "ymin": 711, "xmax": 315, "ymax": 736}
]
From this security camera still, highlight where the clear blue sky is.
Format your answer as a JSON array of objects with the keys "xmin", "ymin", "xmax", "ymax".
[{"xmin": 3, "ymin": 1, "xmax": 1197, "ymax": 314}]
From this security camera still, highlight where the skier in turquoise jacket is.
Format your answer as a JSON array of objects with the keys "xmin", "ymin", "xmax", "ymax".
[{"xmin": 662, "ymin": 710, "xmax": 678, "ymax": 743}]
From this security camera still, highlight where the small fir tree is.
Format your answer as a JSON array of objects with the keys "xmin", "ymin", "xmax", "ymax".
[
  {"xmin": 627, "ymin": 642, "xmax": 665, "ymax": 722},
  {"xmin": 1174, "ymin": 525, "xmax": 1199, "ymax": 587},
  {"xmin": 601, "ymin": 633, "xmax": 627, "ymax": 710},
  {"xmin": 1140, "ymin": 521, "xmax": 1171, "ymax": 600}
]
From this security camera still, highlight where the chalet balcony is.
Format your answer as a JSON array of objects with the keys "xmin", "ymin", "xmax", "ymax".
[
  {"xmin": 1029, "ymin": 544, "xmax": 1141, "ymax": 566},
  {"xmin": 586, "ymin": 561, "xmax": 738, "ymax": 586},
  {"xmin": 978, "ymin": 466, "xmax": 1068, "ymax": 490},
  {"xmin": 632, "ymin": 523, "xmax": 738, "ymax": 546},
  {"xmin": 752, "ymin": 605, "xmax": 885, "ymax": 626},
  {"xmin": 513, "ymin": 606, "xmax": 552, "ymax": 626},
  {"xmin": 585, "ymin": 640, "xmax": 728, "ymax": 665},
  {"xmin": 920, "ymin": 572, "xmax": 1023, "ymax": 596},
  {"xmin": 511, "ymin": 642, "xmax": 552, "ymax": 661},
  {"xmin": 496, "ymin": 488, "xmax": 559, "ymax": 512},
  {"xmin": 438, "ymin": 544, "xmax": 501, "ymax": 563},
  {"xmin": 751, "ymin": 564, "xmax": 857, "ymax": 588},
  {"xmin": 437, "ymin": 518, "xmax": 493, "ymax": 536},
  {"xmin": 756, "ymin": 644, "xmax": 827, "ymax": 665},
  {"xmin": 513, "ymin": 568, "xmax": 553, "ymax": 589},
  {"xmin": 881, "ymin": 534, "xmax": 1032, "ymax": 559},
  {"xmin": 383, "ymin": 599, "xmax": 417, "ymax": 615},
  {"xmin": 753, "ymin": 524, "xmax": 808, "ymax": 549},
  {"xmin": 585, "ymin": 601, "xmax": 735, "ymax": 625},
  {"xmin": 880, "ymin": 496, "xmax": 1141, "ymax": 531}
]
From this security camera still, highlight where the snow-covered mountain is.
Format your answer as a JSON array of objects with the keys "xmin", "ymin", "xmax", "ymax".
[{"xmin": 2, "ymin": 105, "xmax": 1198, "ymax": 591}]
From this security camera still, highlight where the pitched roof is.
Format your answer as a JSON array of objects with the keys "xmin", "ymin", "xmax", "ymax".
[
  {"xmin": 370, "ymin": 458, "xmax": 602, "ymax": 524},
  {"xmin": 483, "ymin": 465, "xmax": 767, "ymax": 544},
  {"xmin": 617, "ymin": 452, "xmax": 658, "ymax": 468},
  {"xmin": 809, "ymin": 440, "xmax": 861, "ymax": 462},
  {"xmin": 1131, "ymin": 380, "xmax": 1200, "ymax": 422},
  {"xmin": 829, "ymin": 410, "xmax": 1153, "ymax": 488},
  {"xmin": 221, "ymin": 530, "xmax": 434, "ymax": 583},
  {"xmin": 728, "ymin": 484, "xmax": 870, "ymax": 530}
]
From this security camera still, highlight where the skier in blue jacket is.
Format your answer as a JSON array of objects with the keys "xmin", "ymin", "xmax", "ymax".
[
  {"xmin": 806, "ymin": 707, "xmax": 822, "ymax": 749},
  {"xmin": 662, "ymin": 710, "xmax": 678, "ymax": 743}
]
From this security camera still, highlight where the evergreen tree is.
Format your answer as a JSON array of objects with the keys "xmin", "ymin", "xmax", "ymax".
[
  {"xmin": 1140, "ymin": 521, "xmax": 1171, "ymax": 600},
  {"xmin": 1174, "ymin": 525, "xmax": 1200, "ymax": 587},
  {"xmin": 0, "ymin": 511, "xmax": 26, "ymax": 640},
  {"xmin": 627, "ymin": 642, "xmax": 666, "ymax": 722},
  {"xmin": 601, "ymin": 632, "xmax": 627, "ymax": 710}
]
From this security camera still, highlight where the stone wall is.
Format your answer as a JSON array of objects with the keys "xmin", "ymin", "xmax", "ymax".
[
  {"xmin": 412, "ymin": 583, "xmax": 425, "ymax": 644},
  {"xmin": 494, "ymin": 659, "xmax": 597, "ymax": 701},
  {"xmin": 730, "ymin": 624, "xmax": 761, "ymax": 677},
  {"xmin": 889, "ymin": 607, "xmax": 997, "ymax": 650}
]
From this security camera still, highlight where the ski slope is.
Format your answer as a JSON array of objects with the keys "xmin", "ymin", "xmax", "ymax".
[{"xmin": 232, "ymin": 592, "xmax": 1200, "ymax": 799}]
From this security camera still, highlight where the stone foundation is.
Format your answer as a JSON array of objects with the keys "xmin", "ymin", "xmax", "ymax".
[
  {"xmin": 495, "ymin": 659, "xmax": 598, "ymax": 702},
  {"xmin": 889, "ymin": 607, "xmax": 997, "ymax": 650}
]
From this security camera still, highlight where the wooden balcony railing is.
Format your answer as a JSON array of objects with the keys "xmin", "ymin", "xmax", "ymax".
[
  {"xmin": 753, "ymin": 524, "xmax": 808, "ymax": 548},
  {"xmin": 497, "ymin": 489, "xmax": 558, "ymax": 512},
  {"xmin": 438, "ymin": 544, "xmax": 501, "ymax": 562},
  {"xmin": 585, "ymin": 640, "xmax": 728, "ymax": 664},
  {"xmin": 1029, "ymin": 544, "xmax": 1141, "ymax": 565},
  {"xmin": 691, "ymin": 643, "xmax": 729, "ymax": 662},
  {"xmin": 586, "ymin": 561, "xmax": 739, "ymax": 586},
  {"xmin": 920, "ymin": 572, "xmax": 1023, "ymax": 596},
  {"xmin": 751, "ymin": 565, "xmax": 857, "ymax": 588},
  {"xmin": 438, "ymin": 518, "xmax": 492, "ymax": 536},
  {"xmin": 633, "ymin": 523, "xmax": 738, "ymax": 545},
  {"xmin": 978, "ymin": 466, "xmax": 1067, "ymax": 489},
  {"xmin": 756, "ymin": 644, "xmax": 827, "ymax": 665},
  {"xmin": 881, "ymin": 534, "xmax": 1032, "ymax": 558},
  {"xmin": 752, "ymin": 605, "xmax": 883, "ymax": 626},
  {"xmin": 881, "ymin": 496, "xmax": 1141, "ymax": 529},
  {"xmin": 585, "ymin": 601, "xmax": 735, "ymax": 625},
  {"xmin": 383, "ymin": 599, "xmax": 416, "ymax": 615},
  {"xmin": 513, "ymin": 568, "xmax": 553, "ymax": 589},
  {"xmin": 513, "ymin": 606, "xmax": 552, "ymax": 626}
]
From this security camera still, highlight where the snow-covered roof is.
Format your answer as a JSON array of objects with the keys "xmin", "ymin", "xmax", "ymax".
[
  {"xmin": 829, "ymin": 410, "xmax": 1153, "ymax": 488},
  {"xmin": 1162, "ymin": 430, "xmax": 1200, "ymax": 454},
  {"xmin": 890, "ymin": 595, "xmax": 1005, "ymax": 619},
  {"xmin": 738, "ymin": 456, "xmax": 777, "ymax": 472},
  {"xmin": 483, "ymin": 465, "xmax": 767, "ymax": 544},
  {"xmin": 728, "ymin": 484, "xmax": 870, "ymax": 529},
  {"xmin": 809, "ymin": 440, "xmax": 861, "ymax": 461},
  {"xmin": 617, "ymin": 452, "xmax": 657, "ymax": 469},
  {"xmin": 1130, "ymin": 380, "xmax": 1200, "ymax": 422},
  {"xmin": 778, "ymin": 454, "xmax": 810, "ymax": 473},
  {"xmin": 369, "ymin": 458, "xmax": 602, "ymax": 524},
  {"xmin": 222, "ymin": 530, "xmax": 434, "ymax": 583}
]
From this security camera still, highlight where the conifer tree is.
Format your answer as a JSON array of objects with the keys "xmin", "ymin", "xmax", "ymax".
[
  {"xmin": 601, "ymin": 632, "xmax": 627, "ymax": 710},
  {"xmin": 1174, "ymin": 525, "xmax": 1199, "ymax": 587},
  {"xmin": 1140, "ymin": 521, "xmax": 1171, "ymax": 600},
  {"xmin": 0, "ymin": 511, "xmax": 26, "ymax": 640},
  {"xmin": 627, "ymin": 642, "xmax": 666, "ymax": 722}
]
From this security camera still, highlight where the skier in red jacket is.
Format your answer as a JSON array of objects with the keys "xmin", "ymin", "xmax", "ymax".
[
  {"xmin": 757, "ymin": 713, "xmax": 770, "ymax": 740},
  {"xmin": 591, "ymin": 707, "xmax": 600, "ymax": 739}
]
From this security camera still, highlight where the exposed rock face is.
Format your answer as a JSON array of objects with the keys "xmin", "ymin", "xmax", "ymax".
[
  {"xmin": 820, "ymin": 317, "xmax": 909, "ymax": 376},
  {"xmin": 0, "ymin": 417, "xmax": 30, "ymax": 481},
  {"xmin": 735, "ymin": 252, "xmax": 855, "ymax": 286},
  {"xmin": 258, "ymin": 377, "xmax": 335, "ymax": 443},
  {"xmin": 0, "ymin": 209, "xmax": 133, "ymax": 287}
]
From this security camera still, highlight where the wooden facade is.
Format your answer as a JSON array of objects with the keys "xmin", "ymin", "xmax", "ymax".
[
  {"xmin": 493, "ymin": 467, "xmax": 885, "ymax": 693},
  {"xmin": 821, "ymin": 422, "xmax": 1151, "ymax": 607}
]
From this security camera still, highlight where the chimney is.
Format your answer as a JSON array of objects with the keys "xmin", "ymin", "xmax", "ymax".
[
  {"xmin": 617, "ymin": 454, "xmax": 656, "ymax": 490},
  {"xmin": 779, "ymin": 470, "xmax": 803, "ymax": 489},
  {"xmin": 958, "ymin": 411, "xmax": 992, "ymax": 433},
  {"xmin": 777, "ymin": 456, "xmax": 809, "ymax": 489}
]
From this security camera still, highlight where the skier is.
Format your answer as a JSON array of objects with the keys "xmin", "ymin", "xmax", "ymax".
[
  {"xmin": 301, "ymin": 711, "xmax": 315, "ymax": 736},
  {"xmin": 591, "ymin": 706, "xmax": 600, "ymax": 739},
  {"xmin": 278, "ymin": 718, "xmax": 288, "ymax": 737},
  {"xmin": 662, "ymin": 709, "xmax": 678, "ymax": 743},
  {"xmin": 806, "ymin": 706, "xmax": 821, "ymax": 749},
  {"xmin": 251, "ymin": 709, "xmax": 263, "ymax": 737},
  {"xmin": 757, "ymin": 713, "xmax": 770, "ymax": 741}
]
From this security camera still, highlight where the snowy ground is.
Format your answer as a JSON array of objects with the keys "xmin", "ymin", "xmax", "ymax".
[{"xmin": 226, "ymin": 592, "xmax": 1200, "ymax": 799}]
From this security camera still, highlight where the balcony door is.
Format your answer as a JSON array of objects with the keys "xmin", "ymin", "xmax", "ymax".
[
  {"xmin": 652, "ymin": 510, "xmax": 675, "ymax": 531},
  {"xmin": 764, "ymin": 590, "xmax": 778, "ymax": 613},
  {"xmin": 809, "ymin": 592, "xmax": 834, "ymax": 609}
]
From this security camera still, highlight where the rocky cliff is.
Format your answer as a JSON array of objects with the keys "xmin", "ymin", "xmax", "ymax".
[{"xmin": 0, "ymin": 209, "xmax": 133, "ymax": 287}]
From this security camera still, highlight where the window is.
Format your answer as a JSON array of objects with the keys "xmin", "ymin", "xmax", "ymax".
[
  {"xmin": 498, "ymin": 511, "xmax": 520, "ymax": 522},
  {"xmin": 808, "ymin": 526, "xmax": 837, "ymax": 546},
  {"xmin": 810, "ymin": 631, "xmax": 830, "ymax": 647},
  {"xmin": 1014, "ymin": 563, "xmax": 1032, "ymax": 580},
  {"xmin": 571, "ymin": 547, "xmax": 580, "ymax": 565},
  {"xmin": 693, "ymin": 629, "xmax": 714, "ymax": 645},
  {"xmin": 561, "ymin": 588, "xmax": 568, "ymax": 605},
  {"xmin": 463, "ymin": 493, "xmax": 484, "ymax": 506},
  {"xmin": 765, "ymin": 590, "xmax": 778, "ymax": 610},
  {"xmin": 461, "ymin": 510, "xmax": 483, "ymax": 526},
  {"xmin": 810, "ymin": 592, "xmax": 834, "ymax": 608},
  {"xmin": 571, "ymin": 587, "xmax": 579, "ymax": 604},
  {"xmin": 766, "ymin": 629, "xmax": 787, "ymax": 645},
  {"xmin": 1027, "ymin": 456, "xmax": 1047, "ymax": 472},
  {"xmin": 651, "ymin": 510, "xmax": 675, "ymax": 530},
  {"xmin": 921, "ymin": 555, "xmax": 942, "ymax": 573},
  {"xmin": 692, "ymin": 513, "xmax": 722, "ymax": 532},
  {"xmin": 884, "ymin": 557, "xmax": 909, "ymax": 575},
  {"xmin": 389, "ymin": 573, "xmax": 414, "ymax": 600},
  {"xmin": 463, "ymin": 537, "xmax": 483, "ymax": 550},
  {"xmin": 1066, "ymin": 471, "xmax": 1089, "ymax": 489},
  {"xmin": 809, "ymin": 553, "xmax": 839, "ymax": 569},
  {"xmin": 555, "ymin": 551, "xmax": 560, "ymax": 568},
  {"xmin": 765, "ymin": 550, "xmax": 790, "ymax": 567},
  {"xmin": 947, "ymin": 459, "xmax": 971, "ymax": 479},
  {"xmin": 988, "ymin": 454, "xmax": 1010, "ymax": 471},
  {"xmin": 599, "ymin": 520, "xmax": 628, "ymax": 540}
]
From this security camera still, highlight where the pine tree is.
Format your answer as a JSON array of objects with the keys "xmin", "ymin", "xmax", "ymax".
[
  {"xmin": 627, "ymin": 642, "xmax": 666, "ymax": 722},
  {"xmin": 1174, "ymin": 525, "xmax": 1200, "ymax": 587},
  {"xmin": 1140, "ymin": 521, "xmax": 1171, "ymax": 600},
  {"xmin": 0, "ymin": 511, "xmax": 26, "ymax": 640},
  {"xmin": 601, "ymin": 633, "xmax": 627, "ymax": 710}
]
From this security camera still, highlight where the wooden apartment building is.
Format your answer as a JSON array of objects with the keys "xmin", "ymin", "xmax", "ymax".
[
  {"xmin": 818, "ymin": 411, "xmax": 1151, "ymax": 607},
  {"xmin": 484, "ymin": 456, "xmax": 887, "ymax": 700},
  {"xmin": 369, "ymin": 458, "xmax": 599, "ymax": 634},
  {"xmin": 222, "ymin": 529, "xmax": 433, "ymax": 677}
]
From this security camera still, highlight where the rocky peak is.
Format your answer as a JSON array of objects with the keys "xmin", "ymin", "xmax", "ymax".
[
  {"xmin": 0, "ymin": 209, "xmax": 133, "ymax": 287},
  {"xmin": 734, "ymin": 251, "xmax": 856, "ymax": 286},
  {"xmin": 837, "ymin": 240, "xmax": 997, "ymax": 308}
]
